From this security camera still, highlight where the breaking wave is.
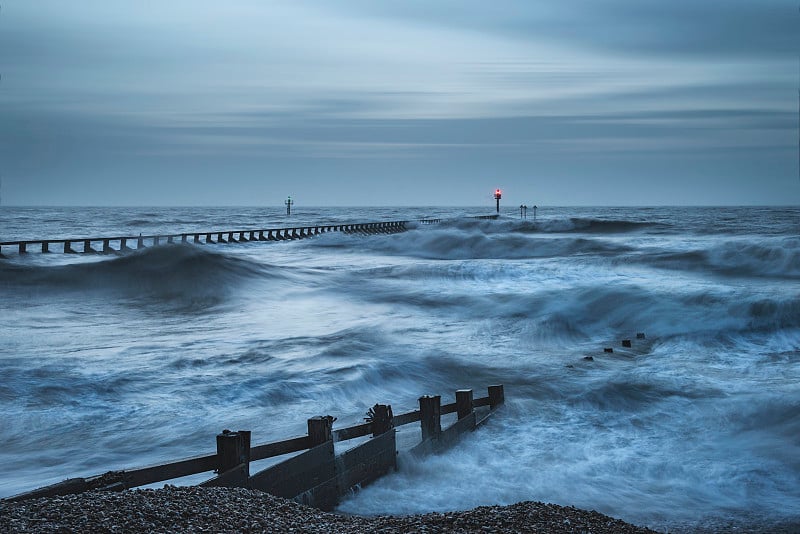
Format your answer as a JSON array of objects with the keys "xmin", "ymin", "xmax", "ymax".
[{"xmin": 0, "ymin": 245, "xmax": 278, "ymax": 303}]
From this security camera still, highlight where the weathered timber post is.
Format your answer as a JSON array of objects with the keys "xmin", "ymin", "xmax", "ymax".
[
  {"xmin": 18, "ymin": 242, "xmax": 27, "ymax": 254},
  {"xmin": 120, "ymin": 238, "xmax": 130, "ymax": 251},
  {"xmin": 217, "ymin": 232, "xmax": 225, "ymax": 243},
  {"xmin": 215, "ymin": 430, "xmax": 251, "ymax": 476},
  {"xmin": 419, "ymin": 395, "xmax": 442, "ymax": 441},
  {"xmin": 83, "ymin": 240, "xmax": 94, "ymax": 253},
  {"xmin": 41, "ymin": 241, "xmax": 50, "ymax": 253},
  {"xmin": 181, "ymin": 234, "xmax": 188, "ymax": 244},
  {"xmin": 137, "ymin": 235, "xmax": 145, "ymax": 249},
  {"xmin": 488, "ymin": 385, "xmax": 505, "ymax": 409},
  {"xmin": 193, "ymin": 234, "xmax": 201, "ymax": 244},
  {"xmin": 64, "ymin": 241, "xmax": 76, "ymax": 253},
  {"xmin": 205, "ymin": 233, "xmax": 213, "ymax": 244},
  {"xmin": 370, "ymin": 404, "xmax": 394, "ymax": 437},
  {"xmin": 258, "ymin": 231, "xmax": 266, "ymax": 241},
  {"xmin": 456, "ymin": 389, "xmax": 474, "ymax": 420},
  {"xmin": 167, "ymin": 236, "xmax": 173, "ymax": 244},
  {"xmin": 153, "ymin": 236, "xmax": 160, "ymax": 246},
  {"xmin": 308, "ymin": 416, "xmax": 334, "ymax": 447},
  {"xmin": 102, "ymin": 239, "xmax": 113, "ymax": 254}
]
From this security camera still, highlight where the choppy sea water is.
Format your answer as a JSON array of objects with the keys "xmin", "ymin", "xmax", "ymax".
[{"xmin": 0, "ymin": 206, "xmax": 798, "ymax": 532}]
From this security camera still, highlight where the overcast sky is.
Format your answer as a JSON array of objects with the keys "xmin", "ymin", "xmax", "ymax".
[{"xmin": 1, "ymin": 1, "xmax": 798, "ymax": 206}]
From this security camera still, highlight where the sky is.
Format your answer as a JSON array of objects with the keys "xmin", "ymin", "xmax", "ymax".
[{"xmin": 0, "ymin": 0, "xmax": 798, "ymax": 206}]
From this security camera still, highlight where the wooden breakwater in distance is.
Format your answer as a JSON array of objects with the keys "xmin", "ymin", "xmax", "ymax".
[
  {"xmin": 5, "ymin": 385, "xmax": 505, "ymax": 511},
  {"xmin": 0, "ymin": 220, "xmax": 414, "ymax": 257}
]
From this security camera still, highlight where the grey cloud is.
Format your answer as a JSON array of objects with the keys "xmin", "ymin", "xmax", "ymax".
[{"xmin": 330, "ymin": 0, "xmax": 797, "ymax": 59}]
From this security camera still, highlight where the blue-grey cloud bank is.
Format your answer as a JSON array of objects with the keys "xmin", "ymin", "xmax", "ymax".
[{"xmin": 0, "ymin": 0, "xmax": 797, "ymax": 206}]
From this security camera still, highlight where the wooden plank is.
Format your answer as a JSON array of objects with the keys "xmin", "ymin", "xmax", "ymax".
[
  {"xmin": 337, "ymin": 429, "xmax": 396, "ymax": 490},
  {"xmin": 250, "ymin": 435, "xmax": 309, "ymax": 461},
  {"xmin": 295, "ymin": 430, "xmax": 397, "ymax": 511},
  {"xmin": 333, "ymin": 422, "xmax": 371, "ymax": 442},
  {"xmin": 293, "ymin": 476, "xmax": 341, "ymax": 512},
  {"xmin": 475, "ymin": 409, "xmax": 495, "ymax": 429},
  {"xmin": 441, "ymin": 401, "xmax": 458, "ymax": 415},
  {"xmin": 249, "ymin": 441, "xmax": 335, "ymax": 499},
  {"xmin": 409, "ymin": 412, "xmax": 476, "ymax": 458},
  {"xmin": 124, "ymin": 453, "xmax": 218, "ymax": 488},
  {"xmin": 473, "ymin": 396, "xmax": 491, "ymax": 408},
  {"xmin": 439, "ymin": 411, "xmax": 476, "ymax": 449},
  {"xmin": 392, "ymin": 409, "xmax": 420, "ymax": 427},
  {"xmin": 409, "ymin": 437, "xmax": 435, "ymax": 457},
  {"xmin": 5, "ymin": 478, "xmax": 90, "ymax": 502},
  {"xmin": 199, "ymin": 463, "xmax": 248, "ymax": 488}
]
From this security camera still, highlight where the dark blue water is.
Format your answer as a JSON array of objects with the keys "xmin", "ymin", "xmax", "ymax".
[{"xmin": 1, "ymin": 206, "xmax": 798, "ymax": 532}]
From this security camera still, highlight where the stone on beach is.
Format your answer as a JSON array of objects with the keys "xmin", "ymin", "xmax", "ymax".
[{"xmin": 0, "ymin": 485, "xmax": 657, "ymax": 533}]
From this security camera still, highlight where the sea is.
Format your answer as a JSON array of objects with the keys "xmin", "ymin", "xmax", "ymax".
[{"xmin": 0, "ymin": 206, "xmax": 798, "ymax": 532}]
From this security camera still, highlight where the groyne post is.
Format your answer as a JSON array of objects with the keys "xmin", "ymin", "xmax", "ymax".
[
  {"xmin": 456, "ymin": 389, "xmax": 474, "ymax": 419},
  {"xmin": 308, "ymin": 416, "xmax": 334, "ymax": 447},
  {"xmin": 215, "ymin": 430, "xmax": 251, "ymax": 477},
  {"xmin": 419, "ymin": 395, "xmax": 442, "ymax": 441},
  {"xmin": 488, "ymin": 385, "xmax": 505, "ymax": 409},
  {"xmin": 41, "ymin": 241, "xmax": 50, "ymax": 253},
  {"xmin": 370, "ymin": 404, "xmax": 394, "ymax": 437}
]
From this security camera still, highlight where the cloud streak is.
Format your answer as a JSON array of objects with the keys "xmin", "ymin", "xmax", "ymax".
[{"xmin": 0, "ymin": 0, "xmax": 796, "ymax": 205}]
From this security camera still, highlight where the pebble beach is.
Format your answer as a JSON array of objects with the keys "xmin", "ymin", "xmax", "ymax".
[{"xmin": 0, "ymin": 486, "xmax": 657, "ymax": 533}]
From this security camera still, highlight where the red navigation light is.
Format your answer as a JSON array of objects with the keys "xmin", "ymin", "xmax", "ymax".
[{"xmin": 494, "ymin": 189, "xmax": 502, "ymax": 199}]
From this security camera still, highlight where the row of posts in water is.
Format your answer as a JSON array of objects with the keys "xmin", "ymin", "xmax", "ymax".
[{"xmin": 0, "ymin": 220, "xmax": 412, "ymax": 256}]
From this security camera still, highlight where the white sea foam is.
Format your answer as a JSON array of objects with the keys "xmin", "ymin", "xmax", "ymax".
[{"xmin": 0, "ymin": 206, "xmax": 798, "ymax": 532}]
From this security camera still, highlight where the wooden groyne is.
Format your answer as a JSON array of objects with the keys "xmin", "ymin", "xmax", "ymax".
[
  {"xmin": 5, "ymin": 385, "xmax": 505, "ymax": 511},
  {"xmin": 0, "ymin": 220, "xmax": 411, "ymax": 256}
]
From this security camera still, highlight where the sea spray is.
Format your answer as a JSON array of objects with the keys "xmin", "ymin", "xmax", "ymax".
[{"xmin": 1, "ymin": 206, "xmax": 798, "ymax": 533}]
